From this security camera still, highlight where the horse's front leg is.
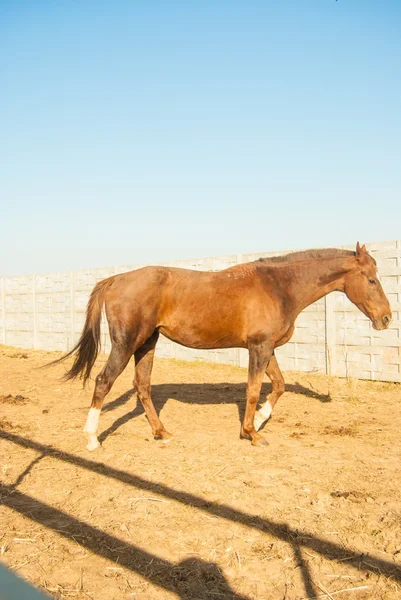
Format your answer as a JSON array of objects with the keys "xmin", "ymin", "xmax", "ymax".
[
  {"xmin": 241, "ymin": 342, "xmax": 273, "ymax": 446},
  {"xmin": 254, "ymin": 353, "xmax": 285, "ymax": 431}
]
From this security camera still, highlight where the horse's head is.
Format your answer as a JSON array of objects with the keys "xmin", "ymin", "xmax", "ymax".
[{"xmin": 344, "ymin": 242, "xmax": 392, "ymax": 331}]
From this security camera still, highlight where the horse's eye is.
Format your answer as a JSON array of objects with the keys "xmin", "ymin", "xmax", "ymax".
[{"xmin": 368, "ymin": 279, "xmax": 376, "ymax": 285}]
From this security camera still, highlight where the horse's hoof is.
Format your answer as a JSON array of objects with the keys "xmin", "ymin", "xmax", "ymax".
[
  {"xmin": 251, "ymin": 435, "xmax": 269, "ymax": 447},
  {"xmin": 155, "ymin": 431, "xmax": 173, "ymax": 444}
]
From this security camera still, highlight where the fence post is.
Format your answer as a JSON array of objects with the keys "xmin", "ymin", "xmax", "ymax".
[
  {"xmin": 1, "ymin": 277, "xmax": 5, "ymax": 345},
  {"xmin": 70, "ymin": 271, "xmax": 75, "ymax": 351},
  {"xmin": 33, "ymin": 274, "xmax": 38, "ymax": 350},
  {"xmin": 397, "ymin": 241, "xmax": 401, "ymax": 378},
  {"xmin": 236, "ymin": 253, "xmax": 243, "ymax": 366},
  {"xmin": 325, "ymin": 293, "xmax": 336, "ymax": 375}
]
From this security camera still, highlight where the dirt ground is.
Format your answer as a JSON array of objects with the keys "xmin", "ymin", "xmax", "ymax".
[{"xmin": 0, "ymin": 345, "xmax": 400, "ymax": 600}]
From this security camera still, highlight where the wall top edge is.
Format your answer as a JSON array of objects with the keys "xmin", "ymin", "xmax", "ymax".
[{"xmin": 1, "ymin": 240, "xmax": 399, "ymax": 281}]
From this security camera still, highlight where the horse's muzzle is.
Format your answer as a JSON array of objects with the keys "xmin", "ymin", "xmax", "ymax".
[{"xmin": 372, "ymin": 314, "xmax": 392, "ymax": 330}]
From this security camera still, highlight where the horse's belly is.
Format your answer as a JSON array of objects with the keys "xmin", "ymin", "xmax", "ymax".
[{"xmin": 159, "ymin": 323, "xmax": 244, "ymax": 350}]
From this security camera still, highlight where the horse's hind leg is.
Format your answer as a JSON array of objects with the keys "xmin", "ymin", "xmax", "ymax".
[
  {"xmin": 83, "ymin": 343, "xmax": 132, "ymax": 451},
  {"xmin": 134, "ymin": 331, "xmax": 172, "ymax": 443},
  {"xmin": 254, "ymin": 354, "xmax": 285, "ymax": 432}
]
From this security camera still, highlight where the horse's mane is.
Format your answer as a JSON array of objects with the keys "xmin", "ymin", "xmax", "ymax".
[{"xmin": 257, "ymin": 248, "xmax": 355, "ymax": 264}]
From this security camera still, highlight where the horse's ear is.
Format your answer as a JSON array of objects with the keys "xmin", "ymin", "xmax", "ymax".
[{"xmin": 356, "ymin": 242, "xmax": 367, "ymax": 260}]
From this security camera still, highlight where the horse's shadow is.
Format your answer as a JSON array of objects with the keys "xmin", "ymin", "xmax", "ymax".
[{"xmin": 98, "ymin": 381, "xmax": 331, "ymax": 444}]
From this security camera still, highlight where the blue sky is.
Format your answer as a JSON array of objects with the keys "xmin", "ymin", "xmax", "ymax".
[{"xmin": 1, "ymin": 0, "xmax": 400, "ymax": 276}]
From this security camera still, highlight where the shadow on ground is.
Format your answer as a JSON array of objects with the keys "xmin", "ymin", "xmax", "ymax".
[
  {"xmin": 99, "ymin": 381, "xmax": 331, "ymax": 444},
  {"xmin": 1, "ymin": 430, "xmax": 400, "ymax": 599}
]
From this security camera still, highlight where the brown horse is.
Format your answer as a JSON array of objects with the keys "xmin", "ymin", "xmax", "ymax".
[{"xmin": 52, "ymin": 243, "xmax": 391, "ymax": 451}]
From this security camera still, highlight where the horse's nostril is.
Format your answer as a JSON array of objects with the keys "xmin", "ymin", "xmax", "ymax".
[{"xmin": 383, "ymin": 315, "xmax": 391, "ymax": 326}]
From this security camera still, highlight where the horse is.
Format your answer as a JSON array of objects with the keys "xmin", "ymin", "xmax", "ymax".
[{"xmin": 51, "ymin": 242, "xmax": 391, "ymax": 451}]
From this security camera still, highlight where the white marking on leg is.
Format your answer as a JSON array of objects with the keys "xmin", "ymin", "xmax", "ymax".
[
  {"xmin": 84, "ymin": 407, "xmax": 100, "ymax": 434},
  {"xmin": 83, "ymin": 408, "xmax": 100, "ymax": 451},
  {"xmin": 86, "ymin": 435, "xmax": 100, "ymax": 451},
  {"xmin": 254, "ymin": 401, "xmax": 273, "ymax": 432}
]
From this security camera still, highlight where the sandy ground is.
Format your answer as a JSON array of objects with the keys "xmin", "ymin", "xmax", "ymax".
[{"xmin": 0, "ymin": 344, "xmax": 401, "ymax": 600}]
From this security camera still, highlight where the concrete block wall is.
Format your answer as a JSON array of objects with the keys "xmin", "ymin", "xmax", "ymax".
[{"xmin": 1, "ymin": 241, "xmax": 400, "ymax": 382}]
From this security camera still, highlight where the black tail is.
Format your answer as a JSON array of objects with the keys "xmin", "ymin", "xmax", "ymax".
[{"xmin": 46, "ymin": 277, "xmax": 114, "ymax": 385}]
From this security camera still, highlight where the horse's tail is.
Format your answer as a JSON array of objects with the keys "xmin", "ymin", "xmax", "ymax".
[{"xmin": 46, "ymin": 277, "xmax": 115, "ymax": 384}]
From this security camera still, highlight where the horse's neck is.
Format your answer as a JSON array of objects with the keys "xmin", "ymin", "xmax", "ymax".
[{"xmin": 278, "ymin": 256, "xmax": 354, "ymax": 317}]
